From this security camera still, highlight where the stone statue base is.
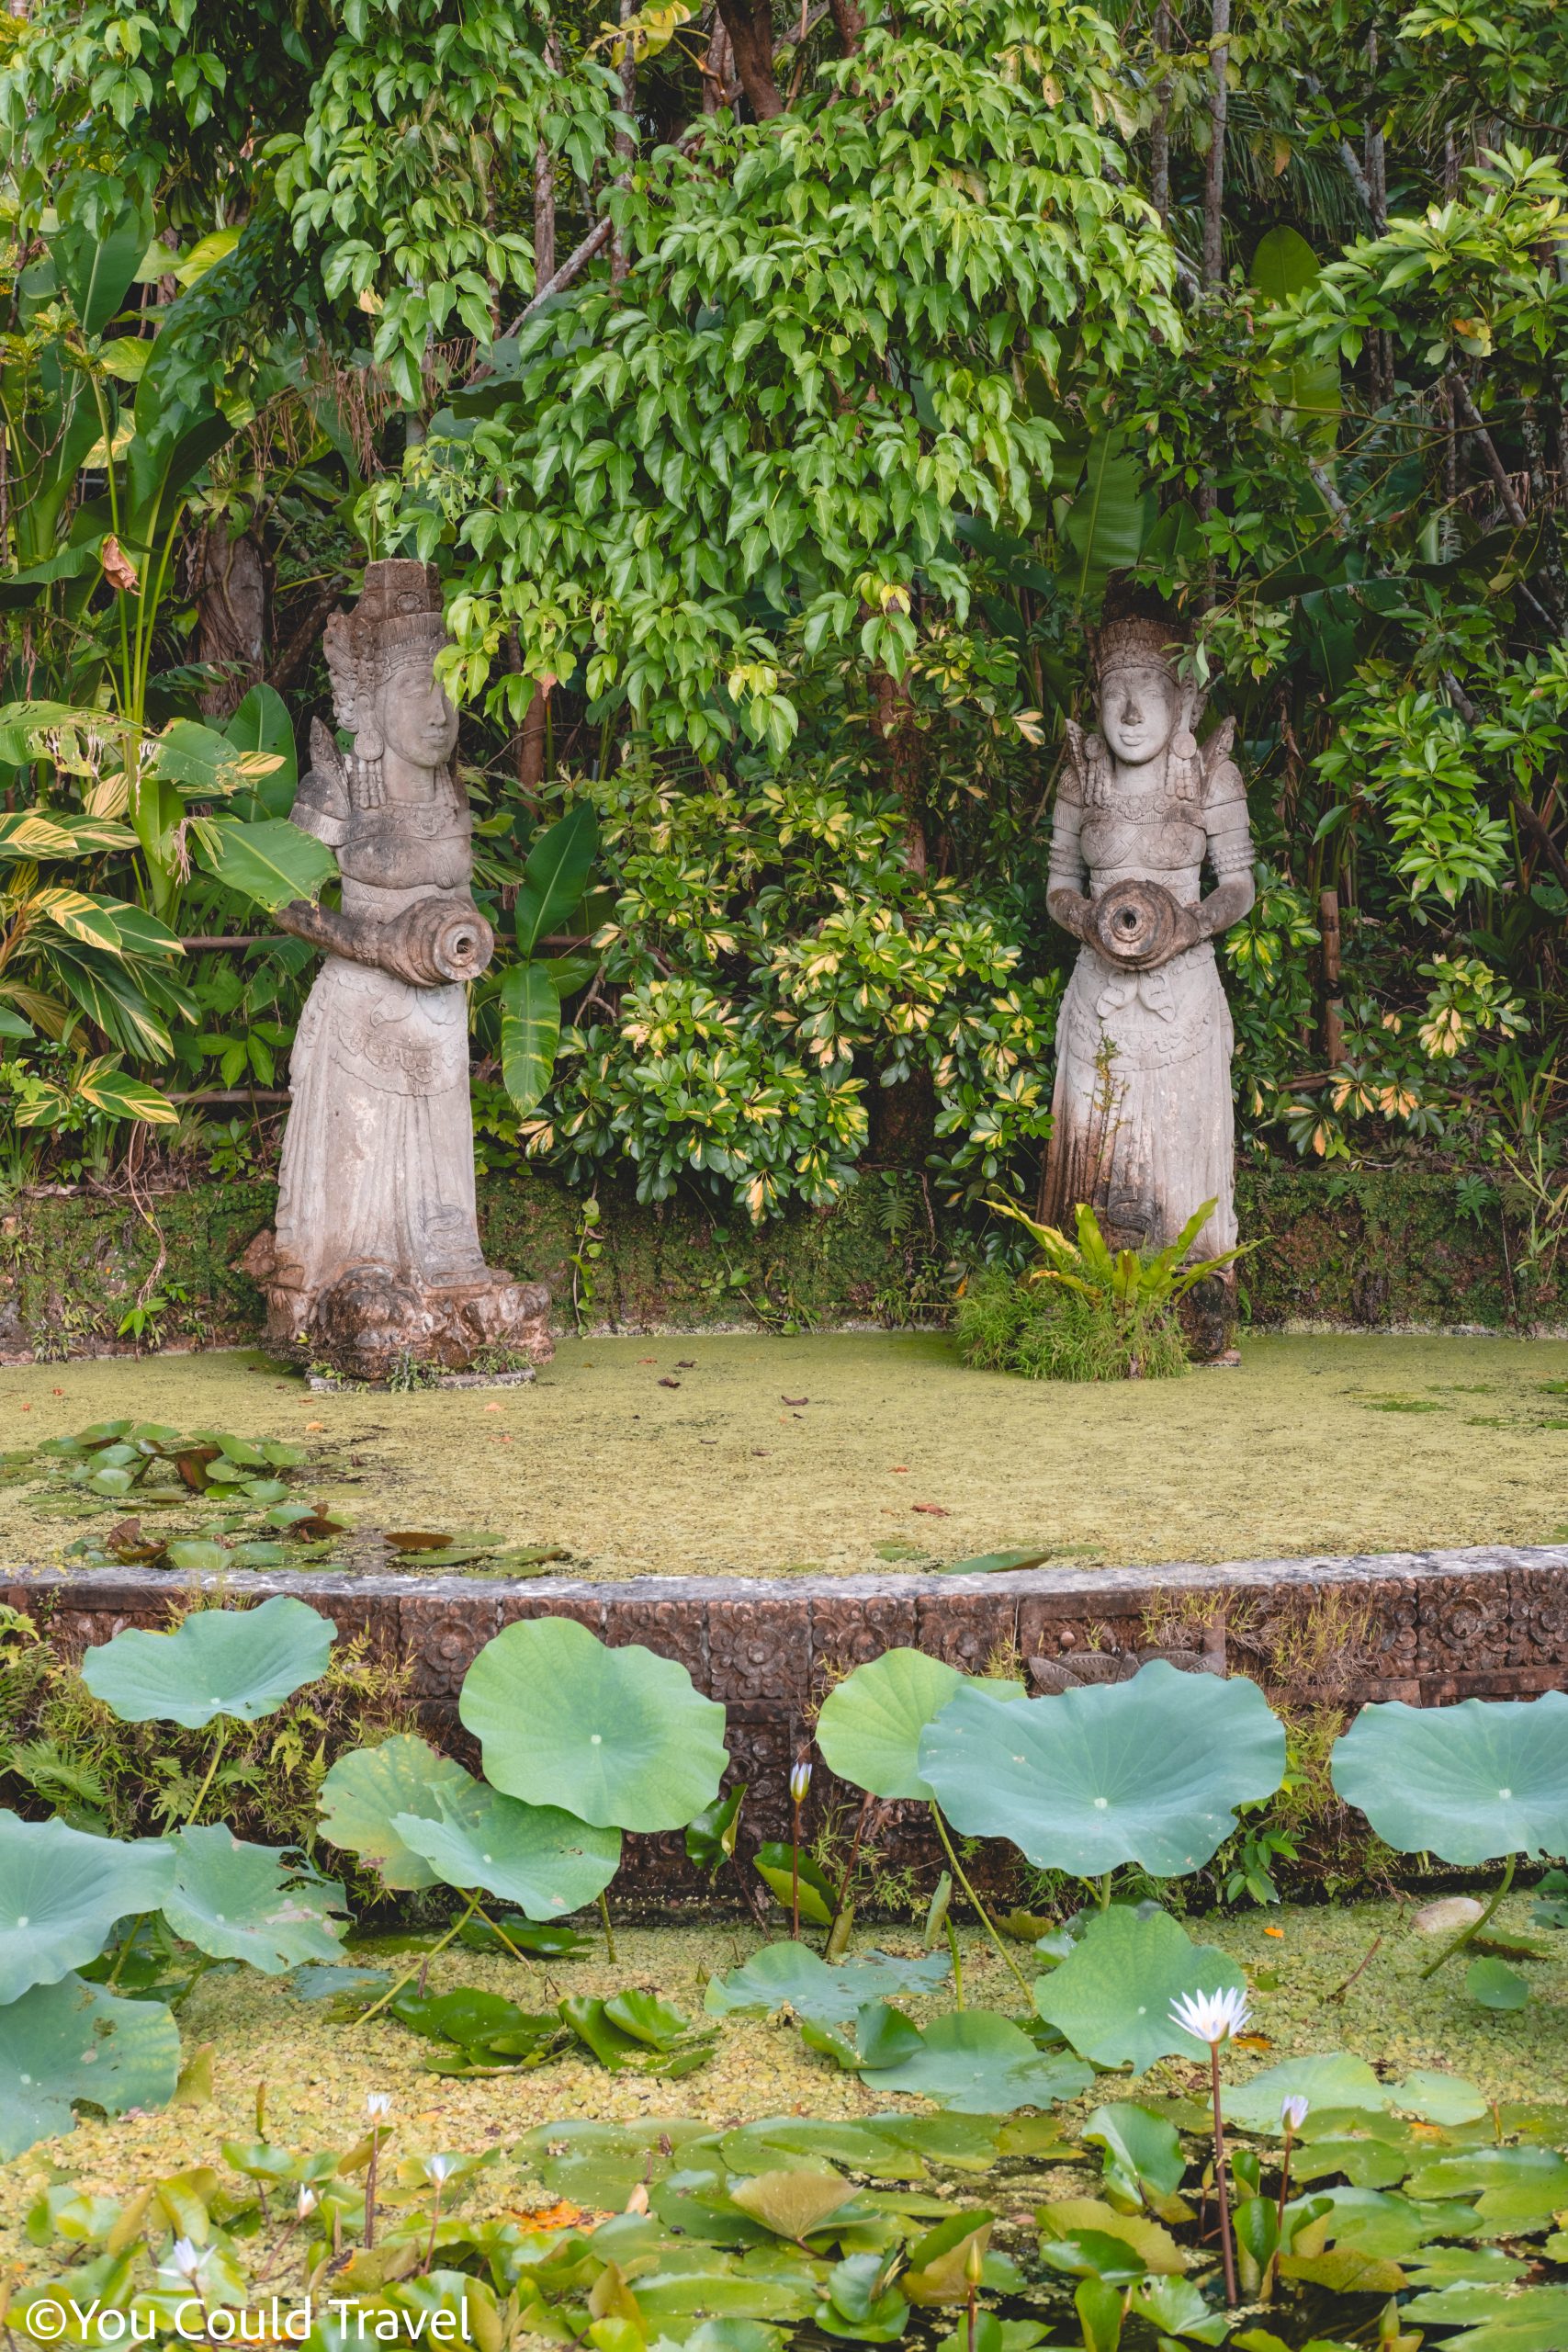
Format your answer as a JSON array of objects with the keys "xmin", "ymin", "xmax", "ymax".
[{"xmin": 242, "ymin": 1233, "xmax": 553, "ymax": 1385}]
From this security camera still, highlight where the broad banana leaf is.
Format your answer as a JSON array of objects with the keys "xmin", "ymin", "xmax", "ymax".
[
  {"xmin": 514, "ymin": 802, "xmax": 599, "ymax": 956},
  {"xmin": 500, "ymin": 960, "xmax": 563, "ymax": 1113},
  {"xmin": 1061, "ymin": 433, "xmax": 1153, "ymax": 614}
]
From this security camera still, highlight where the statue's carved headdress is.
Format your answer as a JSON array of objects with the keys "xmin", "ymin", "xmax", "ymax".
[
  {"xmin": 1093, "ymin": 613, "xmax": 1183, "ymax": 684},
  {"xmin": 322, "ymin": 559, "xmax": 448, "ymax": 810}
]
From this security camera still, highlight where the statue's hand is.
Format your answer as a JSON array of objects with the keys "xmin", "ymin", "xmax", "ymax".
[
  {"xmin": 1046, "ymin": 887, "xmax": 1097, "ymax": 946},
  {"xmin": 1133, "ymin": 899, "xmax": 1203, "ymax": 970}
]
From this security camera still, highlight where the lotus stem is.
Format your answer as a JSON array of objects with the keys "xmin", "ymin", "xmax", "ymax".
[
  {"xmin": 359, "ymin": 1894, "xmax": 481, "ymax": 2024},
  {"xmin": 1211, "ymin": 2041, "xmax": 1238, "ymax": 2307},
  {"xmin": 473, "ymin": 1904, "xmax": 536, "ymax": 1973},
  {"xmin": 364, "ymin": 2128, "xmax": 381, "ymax": 2249},
  {"xmin": 598, "ymin": 1888, "xmax": 618, "ymax": 1965},
  {"xmin": 105, "ymin": 1914, "xmax": 146, "ymax": 1989},
  {"xmin": 945, "ymin": 1917, "xmax": 964, "ymax": 2010},
  {"xmin": 929, "ymin": 1806, "xmax": 1032, "ymax": 2002},
  {"xmin": 1419, "ymin": 1853, "xmax": 1516, "ymax": 1979},
  {"xmin": 186, "ymin": 1718, "xmax": 230, "ymax": 1827}
]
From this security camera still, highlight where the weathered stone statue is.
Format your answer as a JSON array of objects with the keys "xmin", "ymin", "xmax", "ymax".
[
  {"xmin": 1041, "ymin": 612, "xmax": 1255, "ymax": 1341},
  {"xmin": 243, "ymin": 559, "xmax": 553, "ymax": 1382}
]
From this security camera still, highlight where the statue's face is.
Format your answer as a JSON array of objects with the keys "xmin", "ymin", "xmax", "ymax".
[
  {"xmin": 1101, "ymin": 664, "xmax": 1179, "ymax": 766},
  {"xmin": 378, "ymin": 658, "xmax": 458, "ymax": 769}
]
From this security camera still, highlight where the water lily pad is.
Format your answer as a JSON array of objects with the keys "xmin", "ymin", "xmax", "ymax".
[
  {"xmin": 0, "ymin": 1813, "xmax": 175, "ymax": 2002},
  {"xmin": 853, "ymin": 2009, "xmax": 1092, "ymax": 2114},
  {"xmin": 1034, "ymin": 1905, "xmax": 1247, "ymax": 2072},
  {"xmin": 1401, "ymin": 2285, "xmax": 1568, "ymax": 2350},
  {"xmin": 0, "ymin": 1973, "xmax": 181, "ymax": 2159},
  {"xmin": 80, "ymin": 1595, "xmax": 336, "ymax": 1727},
  {"xmin": 392, "ymin": 1781, "xmax": 621, "ymax": 1917},
  {"xmin": 816, "ymin": 1649, "xmax": 1021, "ymax": 1803},
  {"xmin": 729, "ymin": 2168, "xmax": 858, "ymax": 2239},
  {"xmin": 918, "ymin": 1661, "xmax": 1286, "ymax": 1877},
  {"xmin": 1468, "ymin": 1956, "xmax": 1530, "ymax": 2010},
  {"xmin": 1223, "ymin": 2052, "xmax": 1487, "ymax": 2133},
  {"xmin": 1331, "ymin": 1691, "xmax": 1568, "ymax": 1863},
  {"xmin": 705, "ymin": 1941, "xmax": 952, "ymax": 2022},
  {"xmin": 161, "ymin": 1826, "xmax": 347, "ymax": 1973},
  {"xmin": 460, "ymin": 1617, "xmax": 728, "ymax": 1832},
  {"xmin": 318, "ymin": 1735, "xmax": 479, "ymax": 1891}
]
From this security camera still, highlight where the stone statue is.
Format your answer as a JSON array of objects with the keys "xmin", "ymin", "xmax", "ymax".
[
  {"xmin": 243, "ymin": 559, "xmax": 553, "ymax": 1382},
  {"xmin": 1041, "ymin": 611, "xmax": 1255, "ymax": 1343}
]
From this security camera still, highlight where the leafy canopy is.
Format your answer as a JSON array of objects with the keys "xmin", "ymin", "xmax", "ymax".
[{"xmin": 388, "ymin": 0, "xmax": 1179, "ymax": 759}]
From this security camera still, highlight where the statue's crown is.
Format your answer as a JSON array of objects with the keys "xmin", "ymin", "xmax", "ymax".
[
  {"xmin": 328, "ymin": 559, "xmax": 446, "ymax": 686},
  {"xmin": 1095, "ymin": 614, "xmax": 1181, "ymax": 683}
]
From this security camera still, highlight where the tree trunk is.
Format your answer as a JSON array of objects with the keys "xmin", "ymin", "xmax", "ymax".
[
  {"xmin": 535, "ymin": 31, "xmax": 558, "ymax": 287},
  {"xmin": 195, "ymin": 523, "xmax": 267, "ymax": 719},
  {"xmin": 1202, "ymin": 0, "xmax": 1229, "ymax": 290},
  {"xmin": 828, "ymin": 0, "xmax": 863, "ymax": 52},
  {"xmin": 703, "ymin": 13, "xmax": 735, "ymax": 108},
  {"xmin": 874, "ymin": 664, "xmax": 927, "ymax": 875},
  {"xmin": 1150, "ymin": 1, "xmax": 1171, "ymax": 226},
  {"xmin": 716, "ymin": 0, "xmax": 784, "ymax": 118}
]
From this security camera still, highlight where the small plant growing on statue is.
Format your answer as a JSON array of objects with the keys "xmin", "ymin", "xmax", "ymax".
[{"xmin": 956, "ymin": 1197, "xmax": 1248, "ymax": 1380}]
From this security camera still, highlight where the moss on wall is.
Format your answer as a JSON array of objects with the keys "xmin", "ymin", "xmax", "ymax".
[{"xmin": 0, "ymin": 1159, "xmax": 1551, "ymax": 1362}]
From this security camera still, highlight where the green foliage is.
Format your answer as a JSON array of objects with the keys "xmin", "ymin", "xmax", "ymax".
[
  {"xmin": 1331, "ymin": 1690, "xmax": 1568, "ymax": 1865},
  {"xmin": 389, "ymin": 1780, "xmax": 622, "ymax": 1920},
  {"xmin": 80, "ymin": 1593, "xmax": 337, "ymax": 1728},
  {"xmin": 1033, "ymin": 1905, "xmax": 1249, "ymax": 2073},
  {"xmin": 916, "ymin": 1660, "xmax": 1288, "ymax": 1878},
  {"xmin": 815, "ymin": 1646, "xmax": 1022, "ymax": 1804},
  {"xmin": 457, "ymin": 1614, "xmax": 728, "ymax": 1834},
  {"xmin": 0, "ymin": 1973, "xmax": 180, "ymax": 2161}
]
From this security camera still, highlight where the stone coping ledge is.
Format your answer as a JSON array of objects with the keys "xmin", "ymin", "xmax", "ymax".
[{"xmin": 11, "ymin": 1540, "xmax": 1566, "ymax": 1892}]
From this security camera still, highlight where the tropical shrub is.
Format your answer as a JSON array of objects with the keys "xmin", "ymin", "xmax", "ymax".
[{"xmin": 957, "ymin": 1198, "xmax": 1247, "ymax": 1379}]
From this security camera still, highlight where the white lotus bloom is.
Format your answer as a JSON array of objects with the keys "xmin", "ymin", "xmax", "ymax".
[
  {"xmin": 789, "ymin": 1759, "xmax": 813, "ymax": 1805},
  {"xmin": 1168, "ymin": 1985, "xmax": 1251, "ymax": 2046},
  {"xmin": 1280, "ymin": 2094, "xmax": 1310, "ymax": 2131},
  {"xmin": 169, "ymin": 2238, "xmax": 207, "ymax": 2282},
  {"xmin": 366, "ymin": 2092, "xmax": 393, "ymax": 2121},
  {"xmin": 297, "ymin": 2187, "xmax": 320, "ymax": 2220},
  {"xmin": 427, "ymin": 2154, "xmax": 458, "ymax": 2186}
]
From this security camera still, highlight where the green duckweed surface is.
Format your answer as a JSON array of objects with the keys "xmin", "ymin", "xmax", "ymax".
[
  {"xmin": 4, "ymin": 1331, "xmax": 1568, "ymax": 1577},
  {"xmin": 4, "ymin": 1894, "xmax": 1566, "ymax": 2274}
]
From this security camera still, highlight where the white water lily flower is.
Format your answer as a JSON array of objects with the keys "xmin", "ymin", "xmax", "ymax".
[
  {"xmin": 169, "ymin": 2238, "xmax": 208, "ymax": 2282},
  {"xmin": 1168, "ymin": 1985, "xmax": 1251, "ymax": 2046},
  {"xmin": 366, "ymin": 2092, "xmax": 393, "ymax": 2121},
  {"xmin": 789, "ymin": 1758, "xmax": 813, "ymax": 1805},
  {"xmin": 1280, "ymin": 2094, "xmax": 1310, "ymax": 2131},
  {"xmin": 427, "ymin": 2154, "xmax": 458, "ymax": 2186},
  {"xmin": 297, "ymin": 2186, "xmax": 320, "ymax": 2220}
]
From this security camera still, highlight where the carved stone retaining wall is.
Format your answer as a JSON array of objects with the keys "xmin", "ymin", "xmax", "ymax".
[{"xmin": 9, "ymin": 1544, "xmax": 1567, "ymax": 1899}]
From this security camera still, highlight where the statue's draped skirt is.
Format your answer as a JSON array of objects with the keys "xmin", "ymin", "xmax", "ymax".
[
  {"xmin": 272, "ymin": 956, "xmax": 490, "ymax": 1307},
  {"xmin": 1041, "ymin": 936, "xmax": 1235, "ymax": 1261}
]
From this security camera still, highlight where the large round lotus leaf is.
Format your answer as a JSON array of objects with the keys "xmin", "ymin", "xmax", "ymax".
[
  {"xmin": 1033, "ymin": 1904, "xmax": 1248, "ymax": 2072},
  {"xmin": 816, "ymin": 1650, "xmax": 1021, "ymax": 1803},
  {"xmin": 0, "ymin": 1973, "xmax": 181, "ymax": 2160},
  {"xmin": 1330, "ymin": 1692, "xmax": 1568, "ymax": 1865},
  {"xmin": 860, "ymin": 2010, "xmax": 1092, "ymax": 2114},
  {"xmin": 318, "ymin": 1735, "xmax": 479, "ymax": 1891},
  {"xmin": 0, "ymin": 1813, "xmax": 174, "ymax": 2003},
  {"xmin": 162, "ymin": 1826, "xmax": 347, "ymax": 1973},
  {"xmin": 393, "ymin": 1781, "xmax": 621, "ymax": 1917},
  {"xmin": 918, "ymin": 1660, "xmax": 1286, "ymax": 1877},
  {"xmin": 80, "ymin": 1595, "xmax": 336, "ymax": 1728},
  {"xmin": 459, "ymin": 1617, "xmax": 728, "ymax": 1832}
]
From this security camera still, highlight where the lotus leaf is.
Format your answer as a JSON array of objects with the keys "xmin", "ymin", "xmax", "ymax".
[
  {"xmin": 824, "ymin": 2248, "xmax": 909, "ymax": 2338},
  {"xmin": 318, "ymin": 1735, "xmax": 479, "ymax": 1891},
  {"xmin": 0, "ymin": 1813, "xmax": 175, "ymax": 2002},
  {"xmin": 81, "ymin": 1595, "xmax": 336, "ymax": 1726},
  {"xmin": 853, "ymin": 2008, "xmax": 1092, "ymax": 2113},
  {"xmin": 632, "ymin": 2270, "xmax": 819, "ymax": 2327},
  {"xmin": 1331, "ymin": 1691, "xmax": 1568, "ymax": 1863},
  {"xmin": 518, "ymin": 2120, "xmax": 715, "ymax": 2207},
  {"xmin": 918, "ymin": 1661, "xmax": 1285, "ymax": 1876},
  {"xmin": 705, "ymin": 1941, "xmax": 951, "ymax": 2022},
  {"xmin": 1034, "ymin": 1905, "xmax": 1247, "ymax": 2071},
  {"xmin": 460, "ymin": 1617, "xmax": 728, "ymax": 1831},
  {"xmin": 0, "ymin": 1973, "xmax": 181, "ymax": 2159},
  {"xmin": 161, "ymin": 1826, "xmax": 347, "ymax": 1973},
  {"xmin": 814, "ymin": 1649, "xmax": 1022, "ymax": 1802},
  {"xmin": 716, "ymin": 2120, "xmax": 928, "ymax": 2181},
  {"xmin": 392, "ymin": 1781, "xmax": 621, "ymax": 1917}
]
